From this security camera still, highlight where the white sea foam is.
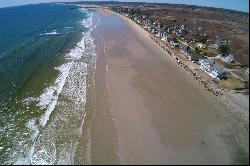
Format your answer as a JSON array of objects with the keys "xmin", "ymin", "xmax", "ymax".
[
  {"xmin": 31, "ymin": 141, "xmax": 56, "ymax": 165},
  {"xmin": 26, "ymin": 119, "xmax": 39, "ymax": 139},
  {"xmin": 81, "ymin": 11, "xmax": 93, "ymax": 28},
  {"xmin": 38, "ymin": 62, "xmax": 73, "ymax": 127},
  {"xmin": 18, "ymin": 8, "xmax": 97, "ymax": 165},
  {"xmin": 37, "ymin": 9, "xmax": 96, "ymax": 129},
  {"xmin": 23, "ymin": 97, "xmax": 36, "ymax": 105},
  {"xmin": 39, "ymin": 30, "xmax": 61, "ymax": 36},
  {"xmin": 67, "ymin": 43, "xmax": 85, "ymax": 60}
]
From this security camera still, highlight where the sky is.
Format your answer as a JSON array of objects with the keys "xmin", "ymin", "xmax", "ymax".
[{"xmin": 0, "ymin": 0, "xmax": 249, "ymax": 12}]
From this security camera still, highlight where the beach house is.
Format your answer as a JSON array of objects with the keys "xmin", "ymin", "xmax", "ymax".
[
  {"xmin": 187, "ymin": 52, "xmax": 201, "ymax": 62},
  {"xmin": 161, "ymin": 34, "xmax": 172, "ymax": 42},
  {"xmin": 170, "ymin": 41, "xmax": 179, "ymax": 48},
  {"xmin": 199, "ymin": 58, "xmax": 227, "ymax": 79},
  {"xmin": 219, "ymin": 54, "xmax": 235, "ymax": 63},
  {"xmin": 216, "ymin": 37, "xmax": 230, "ymax": 45},
  {"xmin": 182, "ymin": 48, "xmax": 201, "ymax": 62}
]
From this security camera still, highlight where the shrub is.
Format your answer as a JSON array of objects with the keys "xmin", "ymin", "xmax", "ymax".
[{"xmin": 218, "ymin": 44, "xmax": 230, "ymax": 54}]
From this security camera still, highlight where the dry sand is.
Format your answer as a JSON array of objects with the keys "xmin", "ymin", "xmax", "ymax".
[{"xmin": 90, "ymin": 9, "xmax": 249, "ymax": 165}]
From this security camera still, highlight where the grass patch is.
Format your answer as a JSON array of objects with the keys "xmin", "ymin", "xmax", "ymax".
[
  {"xmin": 220, "ymin": 60, "xmax": 242, "ymax": 69},
  {"xmin": 219, "ymin": 75, "xmax": 247, "ymax": 90},
  {"xmin": 233, "ymin": 148, "xmax": 249, "ymax": 165}
]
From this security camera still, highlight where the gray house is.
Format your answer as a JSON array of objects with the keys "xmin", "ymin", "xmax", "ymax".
[
  {"xmin": 186, "ymin": 52, "xmax": 201, "ymax": 62},
  {"xmin": 221, "ymin": 54, "xmax": 235, "ymax": 63},
  {"xmin": 182, "ymin": 48, "xmax": 201, "ymax": 62}
]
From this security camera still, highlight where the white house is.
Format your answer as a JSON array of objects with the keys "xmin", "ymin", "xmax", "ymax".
[
  {"xmin": 161, "ymin": 34, "xmax": 172, "ymax": 43},
  {"xmin": 199, "ymin": 59, "xmax": 213, "ymax": 73},
  {"xmin": 199, "ymin": 59, "xmax": 226, "ymax": 79},
  {"xmin": 155, "ymin": 32, "xmax": 163, "ymax": 38},
  {"xmin": 161, "ymin": 36, "xmax": 168, "ymax": 42},
  {"xmin": 211, "ymin": 64, "xmax": 227, "ymax": 79},
  {"xmin": 216, "ymin": 38, "xmax": 230, "ymax": 45},
  {"xmin": 221, "ymin": 54, "xmax": 235, "ymax": 63},
  {"xmin": 170, "ymin": 41, "xmax": 179, "ymax": 48}
]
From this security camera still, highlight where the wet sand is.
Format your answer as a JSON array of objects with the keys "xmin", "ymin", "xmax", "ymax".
[{"xmin": 91, "ymin": 9, "xmax": 249, "ymax": 164}]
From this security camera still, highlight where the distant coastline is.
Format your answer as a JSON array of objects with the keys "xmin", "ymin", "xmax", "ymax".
[{"xmin": 0, "ymin": 1, "xmax": 248, "ymax": 13}]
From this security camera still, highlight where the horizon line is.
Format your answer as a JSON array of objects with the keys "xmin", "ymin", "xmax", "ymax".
[{"xmin": 0, "ymin": 0, "xmax": 249, "ymax": 13}]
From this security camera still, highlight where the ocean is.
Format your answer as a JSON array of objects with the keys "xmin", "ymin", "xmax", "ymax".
[{"xmin": 0, "ymin": 3, "xmax": 97, "ymax": 164}]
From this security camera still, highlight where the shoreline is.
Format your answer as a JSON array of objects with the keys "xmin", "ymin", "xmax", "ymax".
[
  {"xmin": 90, "ymin": 8, "xmax": 120, "ymax": 164},
  {"xmin": 73, "ymin": 11, "xmax": 101, "ymax": 165},
  {"xmin": 90, "ymin": 8, "xmax": 249, "ymax": 164}
]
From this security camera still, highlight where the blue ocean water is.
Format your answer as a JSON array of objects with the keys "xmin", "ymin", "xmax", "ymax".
[
  {"xmin": 0, "ymin": 3, "xmax": 85, "ymax": 99},
  {"xmin": 0, "ymin": 3, "xmax": 97, "ymax": 164}
]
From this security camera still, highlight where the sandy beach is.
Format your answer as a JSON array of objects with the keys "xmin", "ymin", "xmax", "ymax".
[{"xmin": 90, "ymin": 9, "xmax": 249, "ymax": 164}]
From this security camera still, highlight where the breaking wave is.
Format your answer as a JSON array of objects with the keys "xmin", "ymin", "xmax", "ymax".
[
  {"xmin": 14, "ymin": 8, "xmax": 97, "ymax": 165},
  {"xmin": 39, "ymin": 30, "xmax": 62, "ymax": 36}
]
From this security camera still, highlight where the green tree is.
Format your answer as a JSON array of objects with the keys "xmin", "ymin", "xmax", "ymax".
[
  {"xmin": 173, "ymin": 37, "xmax": 179, "ymax": 43},
  {"xmin": 194, "ymin": 46, "xmax": 202, "ymax": 55},
  {"xmin": 218, "ymin": 44, "xmax": 229, "ymax": 54},
  {"xmin": 198, "ymin": 34, "xmax": 208, "ymax": 44}
]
